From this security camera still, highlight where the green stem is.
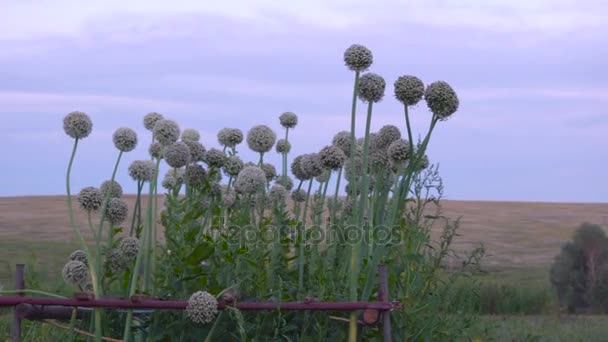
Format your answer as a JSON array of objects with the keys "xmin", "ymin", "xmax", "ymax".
[
  {"xmin": 204, "ymin": 312, "xmax": 225, "ymax": 342},
  {"xmin": 297, "ymin": 180, "xmax": 314, "ymax": 297},
  {"xmin": 347, "ymin": 70, "xmax": 361, "ymax": 200},
  {"xmin": 404, "ymin": 104, "xmax": 414, "ymax": 154}
]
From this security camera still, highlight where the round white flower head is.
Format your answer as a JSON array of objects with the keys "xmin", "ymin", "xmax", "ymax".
[
  {"xmin": 376, "ymin": 125, "xmax": 401, "ymax": 149},
  {"xmin": 290, "ymin": 155, "xmax": 309, "ymax": 181},
  {"xmin": 319, "ymin": 145, "xmax": 346, "ymax": 171},
  {"xmin": 143, "ymin": 112, "xmax": 164, "ymax": 131},
  {"xmin": 100, "ymin": 180, "xmax": 123, "ymax": 198},
  {"xmin": 291, "ymin": 189, "xmax": 307, "ymax": 203},
  {"xmin": 247, "ymin": 125, "xmax": 277, "ymax": 153},
  {"xmin": 394, "ymin": 75, "xmax": 425, "ymax": 106},
  {"xmin": 275, "ymin": 139, "xmax": 291, "ymax": 154},
  {"xmin": 343, "ymin": 44, "xmax": 373, "ymax": 72},
  {"xmin": 269, "ymin": 184, "xmax": 287, "ymax": 204},
  {"xmin": 153, "ymin": 119, "xmax": 180, "ymax": 145},
  {"xmin": 69, "ymin": 249, "xmax": 88, "ymax": 265},
  {"xmin": 332, "ymin": 131, "xmax": 353, "ymax": 157},
  {"xmin": 119, "ymin": 237, "xmax": 139, "ymax": 261},
  {"xmin": 63, "ymin": 111, "xmax": 93, "ymax": 139},
  {"xmin": 186, "ymin": 291, "xmax": 219, "ymax": 324},
  {"xmin": 204, "ymin": 148, "xmax": 226, "ymax": 168},
  {"xmin": 387, "ymin": 139, "xmax": 410, "ymax": 162},
  {"xmin": 315, "ymin": 169, "xmax": 331, "ymax": 183},
  {"xmin": 357, "ymin": 73, "xmax": 386, "ymax": 103},
  {"xmin": 424, "ymin": 81, "xmax": 459, "ymax": 120},
  {"xmin": 149, "ymin": 142, "xmax": 163, "ymax": 159},
  {"xmin": 104, "ymin": 198, "xmax": 128, "ymax": 225},
  {"xmin": 184, "ymin": 140, "xmax": 206, "ymax": 162},
  {"xmin": 181, "ymin": 128, "xmax": 200, "ymax": 143},
  {"xmin": 62, "ymin": 260, "xmax": 88, "ymax": 286},
  {"xmin": 161, "ymin": 168, "xmax": 184, "ymax": 190},
  {"xmin": 113, "ymin": 127, "xmax": 138, "ymax": 152},
  {"xmin": 105, "ymin": 248, "xmax": 128, "ymax": 273},
  {"xmin": 222, "ymin": 191, "xmax": 236, "ymax": 207},
  {"xmin": 223, "ymin": 155, "xmax": 244, "ymax": 177},
  {"xmin": 186, "ymin": 163, "xmax": 207, "ymax": 188},
  {"xmin": 276, "ymin": 176, "xmax": 294, "ymax": 191},
  {"xmin": 77, "ymin": 186, "xmax": 103, "ymax": 212},
  {"xmin": 301, "ymin": 153, "xmax": 324, "ymax": 178},
  {"xmin": 234, "ymin": 166, "xmax": 267, "ymax": 195},
  {"xmin": 217, "ymin": 128, "xmax": 244, "ymax": 148},
  {"xmin": 164, "ymin": 142, "xmax": 191, "ymax": 168},
  {"xmin": 279, "ymin": 112, "xmax": 298, "ymax": 129},
  {"xmin": 261, "ymin": 163, "xmax": 277, "ymax": 182},
  {"xmin": 128, "ymin": 160, "xmax": 156, "ymax": 182}
]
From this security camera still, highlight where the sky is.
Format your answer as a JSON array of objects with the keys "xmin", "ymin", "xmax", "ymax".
[{"xmin": 0, "ymin": 0, "xmax": 606, "ymax": 202}]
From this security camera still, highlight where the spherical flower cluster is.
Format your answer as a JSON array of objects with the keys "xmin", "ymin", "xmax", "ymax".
[
  {"xmin": 269, "ymin": 184, "xmax": 287, "ymax": 204},
  {"xmin": 332, "ymin": 131, "xmax": 353, "ymax": 157},
  {"xmin": 162, "ymin": 169, "xmax": 184, "ymax": 190},
  {"xmin": 343, "ymin": 44, "xmax": 373, "ymax": 72},
  {"xmin": 376, "ymin": 125, "xmax": 401, "ymax": 149},
  {"xmin": 291, "ymin": 189, "xmax": 307, "ymax": 203},
  {"xmin": 112, "ymin": 127, "xmax": 138, "ymax": 152},
  {"xmin": 204, "ymin": 148, "xmax": 226, "ymax": 168},
  {"xmin": 149, "ymin": 142, "xmax": 163, "ymax": 159},
  {"xmin": 394, "ymin": 75, "xmax": 425, "ymax": 106},
  {"xmin": 63, "ymin": 111, "xmax": 93, "ymax": 139},
  {"xmin": 247, "ymin": 125, "xmax": 276, "ymax": 153},
  {"xmin": 106, "ymin": 249, "xmax": 128, "ymax": 273},
  {"xmin": 275, "ymin": 139, "xmax": 291, "ymax": 153},
  {"xmin": 261, "ymin": 163, "xmax": 277, "ymax": 182},
  {"xmin": 222, "ymin": 190, "xmax": 236, "ymax": 207},
  {"xmin": 77, "ymin": 186, "xmax": 103, "ymax": 212},
  {"xmin": 279, "ymin": 112, "xmax": 298, "ymax": 129},
  {"xmin": 186, "ymin": 163, "xmax": 207, "ymax": 187},
  {"xmin": 105, "ymin": 198, "xmax": 128, "ymax": 225},
  {"xmin": 358, "ymin": 73, "xmax": 386, "ymax": 103},
  {"xmin": 184, "ymin": 140, "xmax": 206, "ymax": 162},
  {"xmin": 143, "ymin": 112, "xmax": 164, "ymax": 131},
  {"xmin": 319, "ymin": 145, "xmax": 346, "ymax": 171},
  {"xmin": 217, "ymin": 128, "xmax": 244, "ymax": 148},
  {"xmin": 424, "ymin": 81, "xmax": 459, "ymax": 119},
  {"xmin": 119, "ymin": 237, "xmax": 139, "ymax": 261},
  {"xmin": 128, "ymin": 160, "xmax": 156, "ymax": 182},
  {"xmin": 69, "ymin": 249, "xmax": 88, "ymax": 265},
  {"xmin": 164, "ymin": 142, "xmax": 191, "ymax": 168},
  {"xmin": 181, "ymin": 128, "xmax": 200, "ymax": 143},
  {"xmin": 300, "ymin": 153, "xmax": 324, "ymax": 178},
  {"xmin": 275, "ymin": 176, "xmax": 294, "ymax": 191},
  {"xmin": 186, "ymin": 291, "xmax": 219, "ymax": 324},
  {"xmin": 316, "ymin": 169, "xmax": 331, "ymax": 183},
  {"xmin": 387, "ymin": 139, "xmax": 410, "ymax": 162},
  {"xmin": 153, "ymin": 119, "xmax": 180, "ymax": 145},
  {"xmin": 223, "ymin": 155, "xmax": 244, "ymax": 177},
  {"xmin": 100, "ymin": 180, "xmax": 123, "ymax": 198},
  {"xmin": 291, "ymin": 155, "xmax": 309, "ymax": 181},
  {"xmin": 234, "ymin": 166, "xmax": 267, "ymax": 194},
  {"xmin": 62, "ymin": 260, "xmax": 88, "ymax": 286}
]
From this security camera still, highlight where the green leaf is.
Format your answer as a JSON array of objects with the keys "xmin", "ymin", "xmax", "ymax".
[{"xmin": 186, "ymin": 242, "xmax": 214, "ymax": 264}]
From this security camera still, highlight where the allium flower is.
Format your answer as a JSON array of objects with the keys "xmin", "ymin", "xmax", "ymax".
[
  {"xmin": 184, "ymin": 140, "xmax": 206, "ymax": 162},
  {"xmin": 269, "ymin": 184, "xmax": 287, "ymax": 204},
  {"xmin": 106, "ymin": 249, "xmax": 128, "ymax": 273},
  {"xmin": 376, "ymin": 125, "xmax": 401, "ymax": 149},
  {"xmin": 424, "ymin": 81, "xmax": 459, "ymax": 119},
  {"xmin": 204, "ymin": 148, "xmax": 226, "ymax": 168},
  {"xmin": 332, "ymin": 131, "xmax": 353, "ymax": 157},
  {"xmin": 185, "ymin": 163, "xmax": 206, "ymax": 187},
  {"xmin": 223, "ymin": 155, "xmax": 244, "ymax": 177},
  {"xmin": 246, "ymin": 125, "xmax": 276, "ymax": 153},
  {"xmin": 69, "ymin": 250, "xmax": 88, "ymax": 265},
  {"xmin": 234, "ymin": 166, "xmax": 267, "ymax": 195},
  {"xmin": 222, "ymin": 190, "xmax": 235, "ymax": 207},
  {"xmin": 275, "ymin": 176, "xmax": 294, "ymax": 191},
  {"xmin": 387, "ymin": 139, "xmax": 410, "ymax": 162},
  {"xmin": 300, "ymin": 153, "xmax": 324, "ymax": 178},
  {"xmin": 119, "ymin": 237, "xmax": 139, "ymax": 261},
  {"xmin": 279, "ymin": 112, "xmax": 298, "ymax": 129},
  {"xmin": 149, "ymin": 142, "xmax": 163, "ymax": 159},
  {"xmin": 100, "ymin": 180, "xmax": 123, "ymax": 198},
  {"xmin": 343, "ymin": 44, "xmax": 373, "ymax": 72},
  {"xmin": 358, "ymin": 73, "xmax": 386, "ymax": 103},
  {"xmin": 62, "ymin": 260, "xmax": 88, "ymax": 286},
  {"xmin": 186, "ymin": 291, "xmax": 218, "ymax": 324},
  {"xmin": 181, "ymin": 128, "xmax": 200, "ymax": 143},
  {"xmin": 104, "ymin": 198, "xmax": 128, "ymax": 225},
  {"xmin": 113, "ymin": 127, "xmax": 138, "ymax": 152},
  {"xmin": 77, "ymin": 186, "xmax": 103, "ymax": 211},
  {"xmin": 275, "ymin": 139, "xmax": 291, "ymax": 153},
  {"xmin": 291, "ymin": 189, "xmax": 307, "ymax": 203},
  {"xmin": 143, "ymin": 112, "xmax": 164, "ymax": 131},
  {"xmin": 217, "ymin": 128, "xmax": 244, "ymax": 148},
  {"xmin": 164, "ymin": 142, "xmax": 191, "ymax": 168},
  {"xmin": 261, "ymin": 163, "xmax": 277, "ymax": 182},
  {"xmin": 394, "ymin": 75, "xmax": 425, "ymax": 106},
  {"xmin": 316, "ymin": 169, "xmax": 331, "ymax": 183},
  {"xmin": 291, "ymin": 155, "xmax": 309, "ymax": 181},
  {"xmin": 128, "ymin": 160, "xmax": 156, "ymax": 182},
  {"xmin": 319, "ymin": 145, "xmax": 346, "ymax": 171},
  {"xmin": 63, "ymin": 111, "xmax": 93, "ymax": 139},
  {"xmin": 162, "ymin": 169, "xmax": 185, "ymax": 190},
  {"xmin": 153, "ymin": 119, "xmax": 180, "ymax": 145}
]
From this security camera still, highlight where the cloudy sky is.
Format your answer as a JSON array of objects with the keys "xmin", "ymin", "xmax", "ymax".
[{"xmin": 1, "ymin": 0, "xmax": 606, "ymax": 202}]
